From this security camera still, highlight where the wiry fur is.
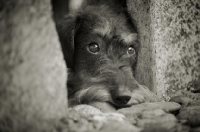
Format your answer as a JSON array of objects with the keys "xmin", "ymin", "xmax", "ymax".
[{"xmin": 56, "ymin": 0, "xmax": 157, "ymax": 108}]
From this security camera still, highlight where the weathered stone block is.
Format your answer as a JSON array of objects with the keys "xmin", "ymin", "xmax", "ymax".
[{"xmin": 0, "ymin": 0, "xmax": 67, "ymax": 131}]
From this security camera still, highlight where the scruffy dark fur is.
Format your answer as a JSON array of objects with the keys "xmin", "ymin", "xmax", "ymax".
[{"xmin": 56, "ymin": 0, "xmax": 152, "ymax": 108}]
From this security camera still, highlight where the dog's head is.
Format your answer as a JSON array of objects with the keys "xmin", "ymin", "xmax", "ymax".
[{"xmin": 56, "ymin": 5, "xmax": 141, "ymax": 108}]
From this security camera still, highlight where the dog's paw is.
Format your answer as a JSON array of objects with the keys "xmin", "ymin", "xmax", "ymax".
[
  {"xmin": 128, "ymin": 85, "xmax": 162, "ymax": 105},
  {"xmin": 129, "ymin": 90, "xmax": 146, "ymax": 105}
]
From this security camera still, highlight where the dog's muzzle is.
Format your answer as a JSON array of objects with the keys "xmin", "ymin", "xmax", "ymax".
[{"xmin": 112, "ymin": 89, "xmax": 132, "ymax": 105}]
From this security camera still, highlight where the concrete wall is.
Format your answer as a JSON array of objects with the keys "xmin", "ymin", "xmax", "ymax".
[
  {"xmin": 128, "ymin": 0, "xmax": 200, "ymax": 99},
  {"xmin": 127, "ymin": 0, "xmax": 155, "ymax": 92},
  {"xmin": 0, "ymin": 0, "xmax": 67, "ymax": 131}
]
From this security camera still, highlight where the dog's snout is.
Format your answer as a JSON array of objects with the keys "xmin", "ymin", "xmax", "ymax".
[{"xmin": 113, "ymin": 91, "xmax": 131, "ymax": 105}]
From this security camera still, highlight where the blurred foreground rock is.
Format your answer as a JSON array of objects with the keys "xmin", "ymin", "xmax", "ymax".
[
  {"xmin": 0, "ymin": 0, "xmax": 67, "ymax": 131},
  {"xmin": 118, "ymin": 102, "xmax": 181, "ymax": 119},
  {"xmin": 65, "ymin": 95, "xmax": 200, "ymax": 132},
  {"xmin": 56, "ymin": 108, "xmax": 141, "ymax": 132},
  {"xmin": 170, "ymin": 90, "xmax": 200, "ymax": 128}
]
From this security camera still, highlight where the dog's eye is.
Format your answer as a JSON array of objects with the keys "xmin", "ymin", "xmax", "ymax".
[
  {"xmin": 127, "ymin": 46, "xmax": 135, "ymax": 55},
  {"xmin": 88, "ymin": 43, "xmax": 100, "ymax": 53}
]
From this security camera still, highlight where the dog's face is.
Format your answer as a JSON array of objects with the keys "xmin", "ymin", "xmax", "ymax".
[
  {"xmin": 56, "ymin": 5, "xmax": 146, "ymax": 108},
  {"xmin": 74, "ymin": 14, "xmax": 138, "ymax": 74}
]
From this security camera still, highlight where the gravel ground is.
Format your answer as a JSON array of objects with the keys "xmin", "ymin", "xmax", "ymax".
[{"xmin": 54, "ymin": 90, "xmax": 200, "ymax": 132}]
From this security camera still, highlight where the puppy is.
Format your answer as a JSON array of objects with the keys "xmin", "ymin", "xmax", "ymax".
[{"xmin": 56, "ymin": 0, "xmax": 154, "ymax": 109}]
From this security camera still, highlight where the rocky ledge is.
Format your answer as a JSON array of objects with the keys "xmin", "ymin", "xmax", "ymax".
[{"xmin": 55, "ymin": 90, "xmax": 200, "ymax": 132}]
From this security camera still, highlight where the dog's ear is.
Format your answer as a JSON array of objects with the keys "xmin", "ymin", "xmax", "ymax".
[{"xmin": 56, "ymin": 15, "xmax": 81, "ymax": 68}]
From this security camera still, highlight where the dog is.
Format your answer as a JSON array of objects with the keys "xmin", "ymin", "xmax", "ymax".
[{"xmin": 56, "ymin": 0, "xmax": 156, "ymax": 109}]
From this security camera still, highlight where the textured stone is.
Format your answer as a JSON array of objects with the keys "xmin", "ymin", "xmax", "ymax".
[
  {"xmin": 177, "ymin": 106, "xmax": 200, "ymax": 127},
  {"xmin": 170, "ymin": 96, "xmax": 194, "ymax": 107},
  {"xmin": 137, "ymin": 114, "xmax": 177, "ymax": 128},
  {"xmin": 0, "ymin": 0, "xmax": 67, "ymax": 131},
  {"xmin": 141, "ymin": 122, "xmax": 190, "ymax": 132},
  {"xmin": 127, "ymin": 0, "xmax": 154, "ymax": 92},
  {"xmin": 152, "ymin": 0, "xmax": 200, "ymax": 97},
  {"xmin": 170, "ymin": 90, "xmax": 200, "ymax": 106},
  {"xmin": 71, "ymin": 104, "xmax": 126, "ymax": 122},
  {"xmin": 128, "ymin": 0, "xmax": 200, "ymax": 100},
  {"xmin": 118, "ymin": 102, "xmax": 181, "ymax": 118},
  {"xmin": 140, "ymin": 109, "xmax": 166, "ymax": 119},
  {"xmin": 97, "ymin": 121, "xmax": 141, "ymax": 132},
  {"xmin": 89, "ymin": 101, "xmax": 116, "ymax": 112},
  {"xmin": 56, "ymin": 110, "xmax": 141, "ymax": 132},
  {"xmin": 71, "ymin": 104, "xmax": 103, "ymax": 115}
]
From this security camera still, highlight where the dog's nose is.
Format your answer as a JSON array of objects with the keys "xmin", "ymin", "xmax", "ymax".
[
  {"xmin": 114, "ymin": 95, "xmax": 131, "ymax": 105},
  {"xmin": 113, "ymin": 92, "xmax": 131, "ymax": 105}
]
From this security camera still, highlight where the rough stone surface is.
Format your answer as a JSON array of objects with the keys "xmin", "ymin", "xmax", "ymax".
[
  {"xmin": 20, "ymin": 91, "xmax": 198, "ymax": 132},
  {"xmin": 55, "ymin": 109, "xmax": 141, "ymax": 132},
  {"xmin": 64, "ymin": 97, "xmax": 199, "ymax": 132},
  {"xmin": 151, "ymin": 0, "xmax": 200, "ymax": 98},
  {"xmin": 170, "ymin": 90, "xmax": 200, "ymax": 127},
  {"xmin": 178, "ymin": 106, "xmax": 200, "ymax": 127},
  {"xmin": 89, "ymin": 101, "xmax": 116, "ymax": 113},
  {"xmin": 137, "ymin": 113, "xmax": 177, "ymax": 128},
  {"xmin": 0, "ymin": 0, "xmax": 67, "ymax": 131},
  {"xmin": 128, "ymin": 0, "xmax": 200, "ymax": 99},
  {"xmin": 127, "ymin": 0, "xmax": 155, "ymax": 92},
  {"xmin": 118, "ymin": 102, "xmax": 181, "ymax": 117},
  {"xmin": 117, "ymin": 102, "xmax": 181, "ymax": 128}
]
